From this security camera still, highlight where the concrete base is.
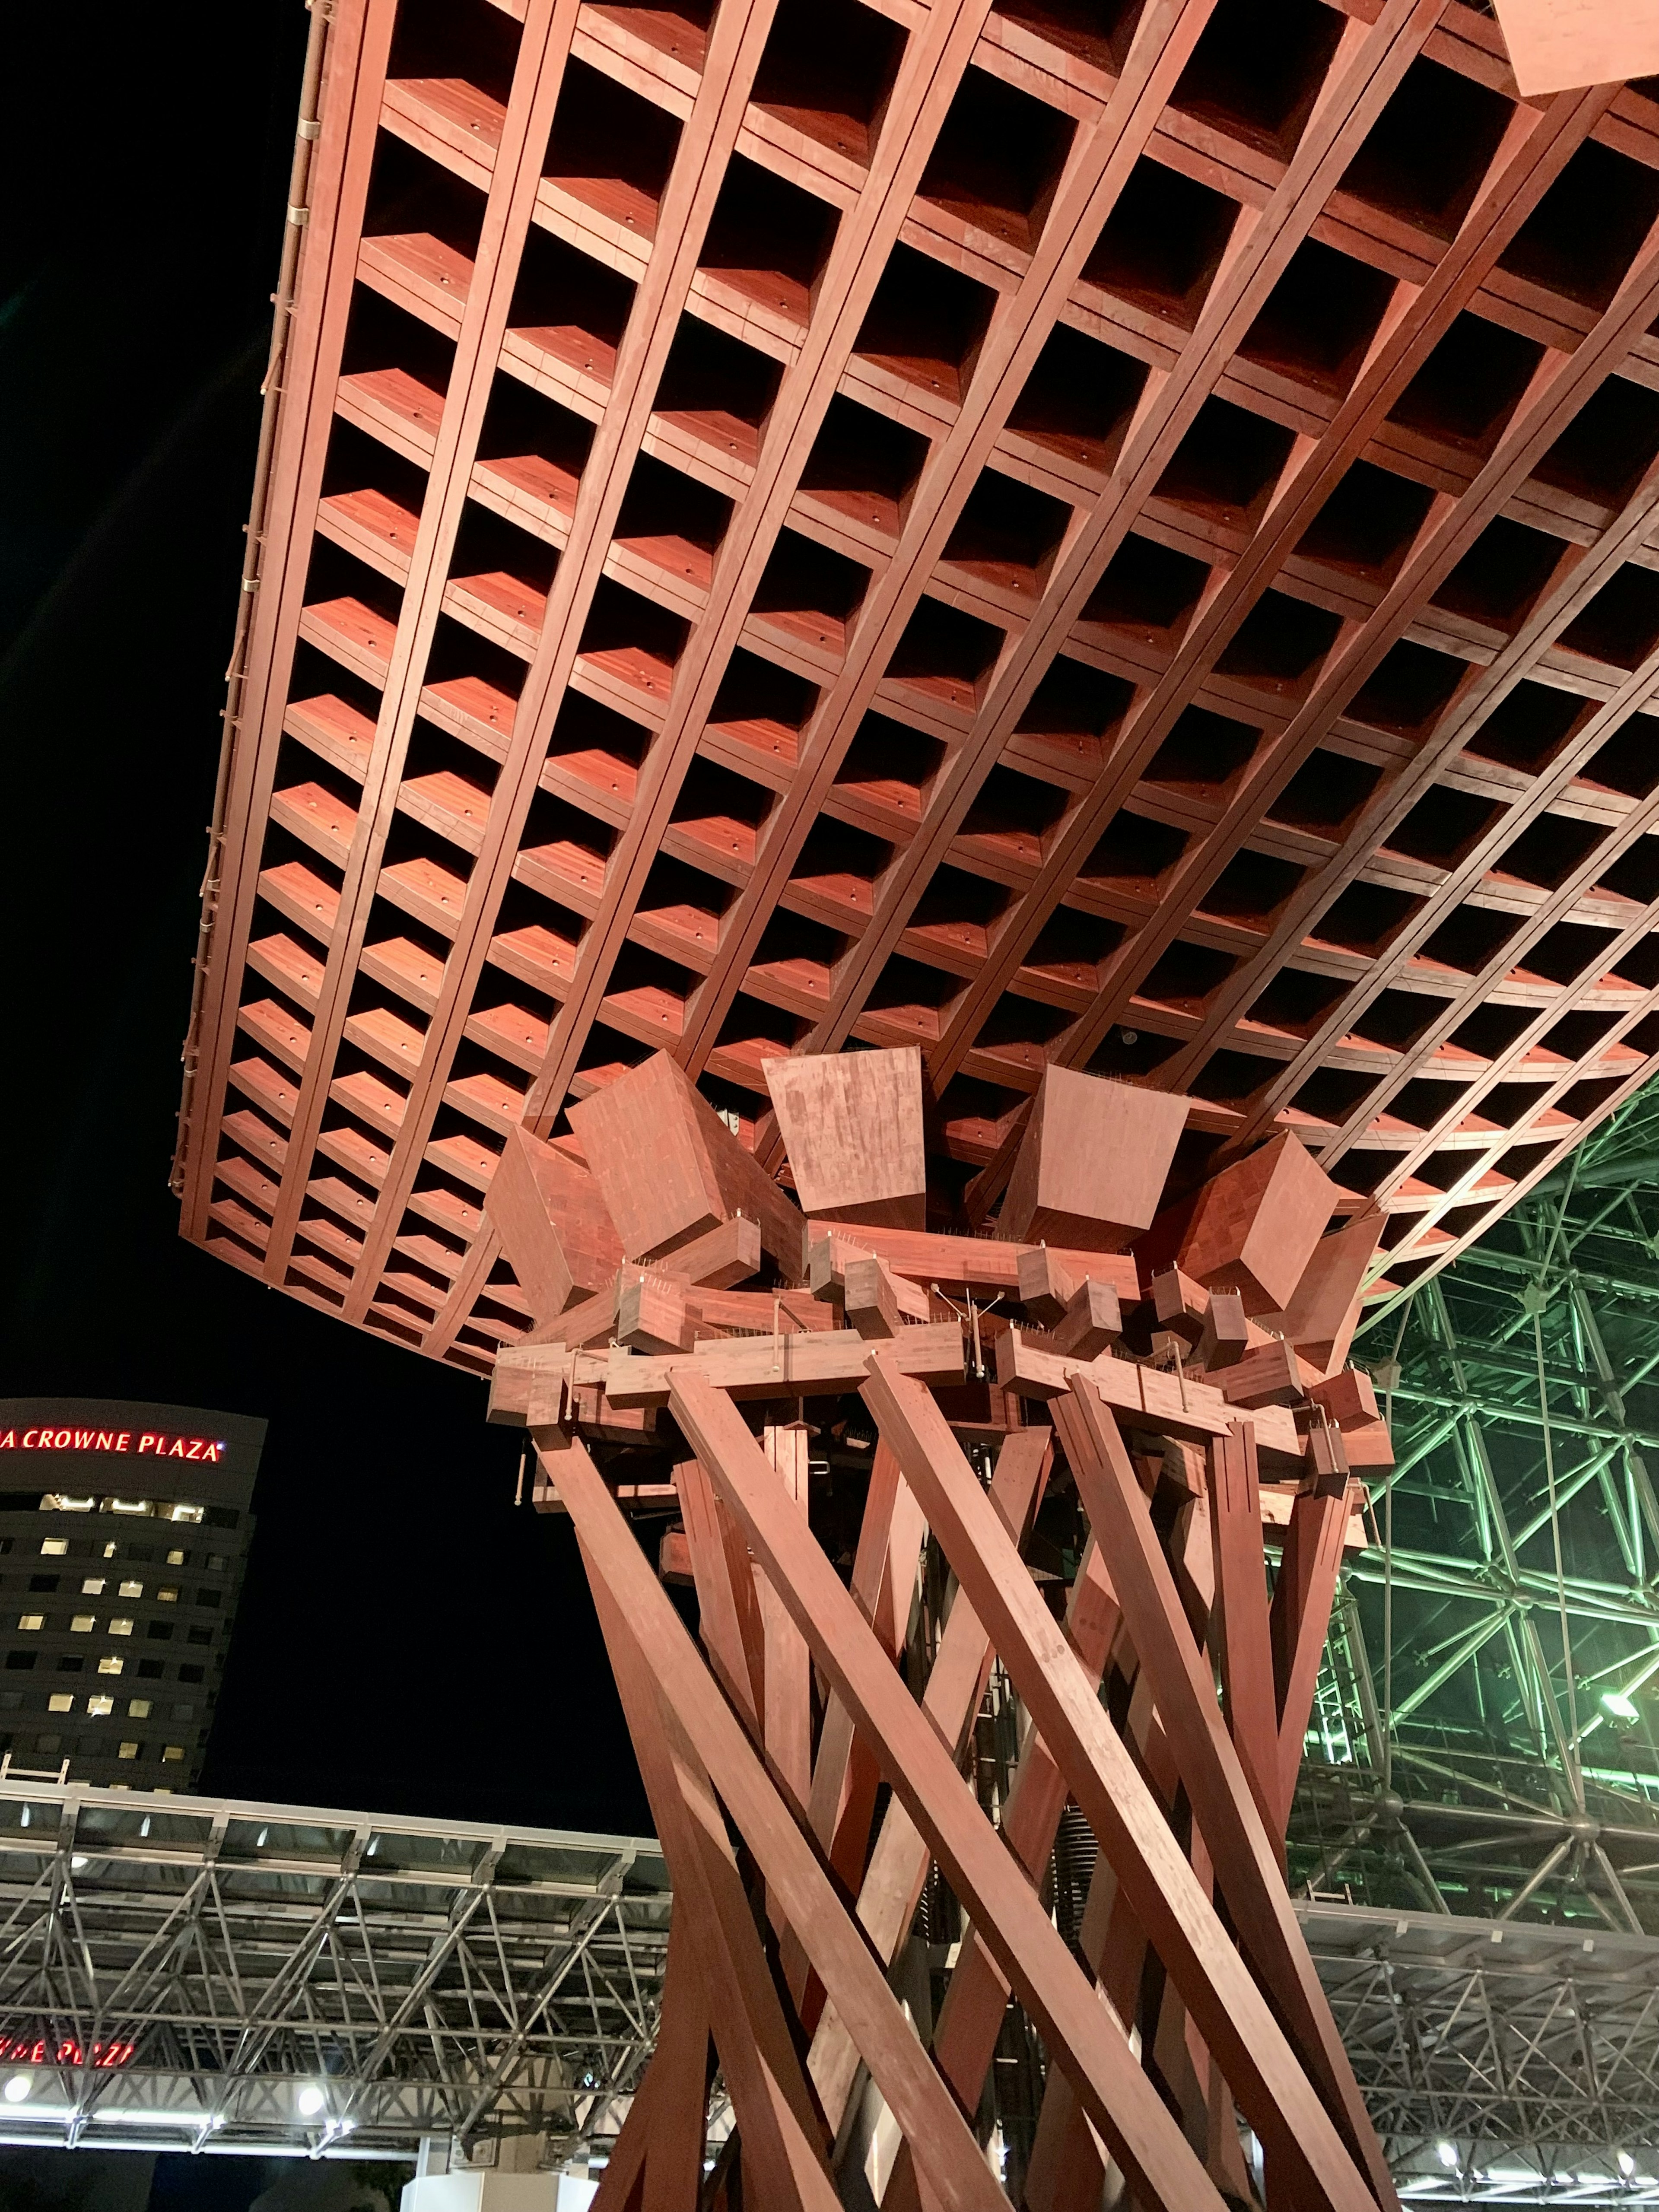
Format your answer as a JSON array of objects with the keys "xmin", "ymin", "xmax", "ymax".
[{"xmin": 400, "ymin": 2177, "xmax": 597, "ymax": 2212}]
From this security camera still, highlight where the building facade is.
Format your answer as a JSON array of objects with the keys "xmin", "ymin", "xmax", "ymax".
[{"xmin": 0, "ymin": 1401, "xmax": 264, "ymax": 1793}]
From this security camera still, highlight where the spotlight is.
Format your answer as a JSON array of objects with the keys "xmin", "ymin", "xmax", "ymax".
[
  {"xmin": 296, "ymin": 2085, "xmax": 326, "ymax": 2118},
  {"xmin": 1603, "ymin": 1691, "xmax": 1640, "ymax": 1723},
  {"xmin": 70, "ymin": 1856, "xmax": 87, "ymax": 1872},
  {"xmin": 3, "ymin": 2075, "xmax": 32, "ymax": 2105},
  {"xmin": 1436, "ymin": 2142, "xmax": 1459, "ymax": 2169},
  {"xmin": 1621, "ymin": 2153, "xmax": 1637, "ymax": 2178}
]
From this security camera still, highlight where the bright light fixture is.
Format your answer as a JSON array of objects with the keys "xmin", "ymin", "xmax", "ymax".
[
  {"xmin": 296, "ymin": 2085, "xmax": 326, "ymax": 2117},
  {"xmin": 70, "ymin": 1856, "xmax": 88, "ymax": 1872},
  {"xmin": 1603, "ymin": 1691, "xmax": 1641, "ymax": 1722},
  {"xmin": 3, "ymin": 2075, "xmax": 32, "ymax": 2105},
  {"xmin": 1436, "ymin": 2142, "xmax": 1459, "ymax": 2169},
  {"xmin": 1621, "ymin": 2153, "xmax": 1637, "ymax": 2177}
]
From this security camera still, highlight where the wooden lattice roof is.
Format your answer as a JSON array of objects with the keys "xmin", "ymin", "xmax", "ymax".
[{"xmin": 176, "ymin": 0, "xmax": 1659, "ymax": 1373}]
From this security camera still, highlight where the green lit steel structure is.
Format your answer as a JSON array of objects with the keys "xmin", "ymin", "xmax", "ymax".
[
  {"xmin": 1297, "ymin": 1081, "xmax": 1659, "ymax": 1934},
  {"xmin": 1282, "ymin": 1082, "xmax": 1659, "ymax": 2196}
]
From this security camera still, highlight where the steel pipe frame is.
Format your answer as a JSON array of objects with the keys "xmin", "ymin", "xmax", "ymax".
[
  {"xmin": 0, "ymin": 1780, "xmax": 669, "ymax": 2163},
  {"xmin": 1300, "ymin": 1901, "xmax": 1659, "ymax": 2207},
  {"xmin": 1293, "ymin": 1084, "xmax": 1659, "ymax": 1937}
]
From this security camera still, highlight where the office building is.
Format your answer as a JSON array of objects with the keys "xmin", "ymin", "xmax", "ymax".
[{"xmin": 0, "ymin": 1400, "xmax": 263, "ymax": 1793}]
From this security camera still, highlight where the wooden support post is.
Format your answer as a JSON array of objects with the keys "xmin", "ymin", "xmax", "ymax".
[
  {"xmin": 759, "ymin": 1421, "xmax": 813, "ymax": 1816},
  {"xmin": 484, "ymin": 1125, "xmax": 623, "ymax": 1324},
  {"xmin": 880, "ymin": 1537, "xmax": 1123, "ymax": 2212},
  {"xmin": 1270, "ymin": 1478, "xmax": 1357, "ymax": 1834},
  {"xmin": 1049, "ymin": 1382, "xmax": 1395, "ymax": 2212},
  {"xmin": 589, "ymin": 1929, "xmax": 709, "ymax": 2212},
  {"xmin": 559, "ymin": 1431, "xmax": 1019, "ymax": 2212},
  {"xmin": 585, "ymin": 1571, "xmax": 839, "ymax": 2212},
  {"xmin": 671, "ymin": 1455, "xmax": 763, "ymax": 1734},
  {"xmin": 1163, "ymin": 1132, "xmax": 1340, "ymax": 1317},
  {"xmin": 805, "ymin": 1429, "xmax": 1051, "ymax": 2135},
  {"xmin": 861, "ymin": 1357, "xmax": 1386, "ymax": 2212},
  {"xmin": 999, "ymin": 1067, "xmax": 1188, "ymax": 1250},
  {"xmin": 1208, "ymin": 1424, "xmax": 1281, "ymax": 1835},
  {"xmin": 570, "ymin": 1051, "xmax": 806, "ymax": 1277},
  {"xmin": 668, "ymin": 1362, "xmax": 1239, "ymax": 2212}
]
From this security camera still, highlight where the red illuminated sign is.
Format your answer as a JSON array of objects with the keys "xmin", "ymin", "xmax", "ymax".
[
  {"xmin": 0, "ymin": 1429, "xmax": 226, "ymax": 1463},
  {"xmin": 0, "ymin": 2036, "xmax": 135, "ymax": 2067}
]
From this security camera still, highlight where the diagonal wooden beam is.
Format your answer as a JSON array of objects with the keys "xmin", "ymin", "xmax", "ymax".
[
  {"xmin": 858, "ymin": 1354, "xmax": 1389, "ymax": 2212},
  {"xmin": 588, "ymin": 1926, "xmax": 708, "ymax": 2212},
  {"xmin": 1050, "ymin": 1380, "xmax": 1394, "ymax": 2205},
  {"xmin": 674, "ymin": 1363, "xmax": 1373, "ymax": 2212},
  {"xmin": 672, "ymin": 1454, "xmax": 763, "ymax": 1735},
  {"xmin": 879, "ymin": 1533, "xmax": 1124, "ymax": 2212},
  {"xmin": 557, "ymin": 1429, "xmax": 1020, "ymax": 2212},
  {"xmin": 804, "ymin": 1425, "xmax": 1050, "ymax": 2130},
  {"xmin": 1269, "ymin": 1475, "xmax": 1357, "ymax": 1834},
  {"xmin": 1208, "ymin": 1423, "xmax": 1281, "ymax": 1835},
  {"xmin": 585, "ymin": 1557, "xmax": 839, "ymax": 2209}
]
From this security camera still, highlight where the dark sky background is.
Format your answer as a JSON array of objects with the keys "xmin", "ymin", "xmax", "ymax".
[{"xmin": 1, "ymin": 4, "xmax": 648, "ymax": 1842}]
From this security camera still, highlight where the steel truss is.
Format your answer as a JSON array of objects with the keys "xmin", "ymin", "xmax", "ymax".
[
  {"xmin": 0, "ymin": 1779, "xmax": 669, "ymax": 2162},
  {"xmin": 1290, "ymin": 1084, "xmax": 1659, "ymax": 1945},
  {"xmin": 1303, "ymin": 1904, "xmax": 1659, "ymax": 2204}
]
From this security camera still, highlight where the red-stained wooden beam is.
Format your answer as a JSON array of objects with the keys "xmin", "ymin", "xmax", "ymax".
[{"xmin": 557, "ymin": 1429, "xmax": 1024, "ymax": 2212}]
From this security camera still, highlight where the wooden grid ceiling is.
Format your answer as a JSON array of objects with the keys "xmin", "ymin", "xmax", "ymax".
[{"xmin": 175, "ymin": 0, "xmax": 1659, "ymax": 1376}]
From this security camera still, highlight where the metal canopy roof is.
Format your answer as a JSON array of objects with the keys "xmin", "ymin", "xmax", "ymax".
[{"xmin": 0, "ymin": 1777, "xmax": 667, "ymax": 2164}]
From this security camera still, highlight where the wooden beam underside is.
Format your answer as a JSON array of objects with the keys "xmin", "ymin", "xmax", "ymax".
[{"xmin": 178, "ymin": 0, "xmax": 1659, "ymax": 1375}]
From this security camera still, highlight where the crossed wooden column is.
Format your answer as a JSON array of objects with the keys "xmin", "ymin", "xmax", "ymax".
[
  {"xmin": 528, "ymin": 1354, "xmax": 1385, "ymax": 2212},
  {"xmin": 482, "ymin": 1045, "xmax": 1391, "ymax": 2209}
]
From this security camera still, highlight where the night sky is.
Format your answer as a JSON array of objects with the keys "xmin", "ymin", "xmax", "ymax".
[{"xmin": 2, "ymin": 4, "xmax": 647, "ymax": 1841}]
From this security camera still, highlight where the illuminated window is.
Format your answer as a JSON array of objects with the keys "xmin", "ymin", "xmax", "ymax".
[
  {"xmin": 47, "ymin": 1695, "xmax": 74, "ymax": 1714},
  {"xmin": 102, "ymin": 1500, "xmax": 152, "ymax": 1518},
  {"xmin": 166, "ymin": 1550, "xmax": 186, "ymax": 1567},
  {"xmin": 157, "ymin": 1589, "xmax": 178, "ymax": 1605},
  {"xmin": 97, "ymin": 1659, "xmax": 123, "ymax": 1677},
  {"xmin": 70, "ymin": 1616, "xmax": 95, "ymax": 1634},
  {"xmin": 162, "ymin": 1746, "xmax": 184, "ymax": 1763},
  {"xmin": 86, "ymin": 1696, "xmax": 113, "ymax": 1717},
  {"xmin": 39, "ymin": 1540, "xmax": 67, "ymax": 1558},
  {"xmin": 117, "ymin": 1742, "xmax": 140, "ymax": 1761},
  {"xmin": 81, "ymin": 1579, "xmax": 105, "ymax": 1596},
  {"xmin": 118, "ymin": 1582, "xmax": 142, "ymax": 1599},
  {"xmin": 41, "ymin": 1497, "xmax": 92, "ymax": 1514},
  {"xmin": 102, "ymin": 1542, "xmax": 116, "ymax": 1560},
  {"xmin": 108, "ymin": 1621, "xmax": 133, "ymax": 1639},
  {"xmin": 127, "ymin": 1700, "xmax": 151, "ymax": 1719},
  {"xmin": 16, "ymin": 1616, "xmax": 43, "ymax": 1633},
  {"xmin": 169, "ymin": 1504, "xmax": 204, "ymax": 1524}
]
